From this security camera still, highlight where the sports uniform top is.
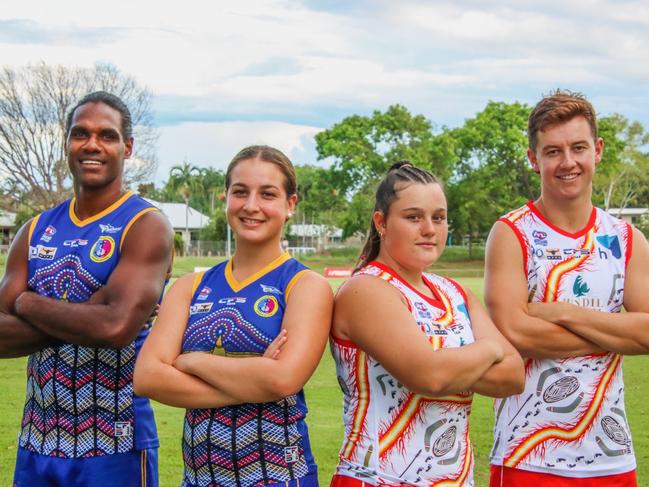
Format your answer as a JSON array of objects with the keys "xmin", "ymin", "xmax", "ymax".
[
  {"xmin": 180, "ymin": 252, "xmax": 316, "ymax": 487},
  {"xmin": 491, "ymin": 201, "xmax": 635, "ymax": 478},
  {"xmin": 22, "ymin": 191, "xmax": 162, "ymax": 458},
  {"xmin": 331, "ymin": 261, "xmax": 476, "ymax": 486}
]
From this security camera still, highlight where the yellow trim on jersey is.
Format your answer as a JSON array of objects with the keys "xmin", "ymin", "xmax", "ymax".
[
  {"xmin": 119, "ymin": 207, "xmax": 159, "ymax": 251},
  {"xmin": 27, "ymin": 213, "xmax": 41, "ymax": 243},
  {"xmin": 285, "ymin": 269, "xmax": 309, "ymax": 300},
  {"xmin": 68, "ymin": 190, "xmax": 134, "ymax": 227},
  {"xmin": 141, "ymin": 449, "xmax": 147, "ymax": 487},
  {"xmin": 504, "ymin": 353, "xmax": 621, "ymax": 468},
  {"xmin": 224, "ymin": 251, "xmax": 291, "ymax": 292},
  {"xmin": 191, "ymin": 271, "xmax": 206, "ymax": 295}
]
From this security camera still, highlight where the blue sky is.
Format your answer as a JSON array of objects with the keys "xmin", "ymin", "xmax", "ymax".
[{"xmin": 2, "ymin": 0, "xmax": 649, "ymax": 183}]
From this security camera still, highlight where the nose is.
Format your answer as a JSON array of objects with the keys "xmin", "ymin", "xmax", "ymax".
[
  {"xmin": 559, "ymin": 148, "xmax": 577, "ymax": 169},
  {"xmin": 242, "ymin": 192, "xmax": 260, "ymax": 212},
  {"xmin": 421, "ymin": 218, "xmax": 435, "ymax": 236},
  {"xmin": 81, "ymin": 134, "xmax": 101, "ymax": 153}
]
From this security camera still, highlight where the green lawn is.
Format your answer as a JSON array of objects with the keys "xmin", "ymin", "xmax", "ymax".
[{"xmin": 1, "ymin": 274, "xmax": 648, "ymax": 486}]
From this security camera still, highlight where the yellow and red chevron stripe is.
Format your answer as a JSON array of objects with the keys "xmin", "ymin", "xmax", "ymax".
[
  {"xmin": 504, "ymin": 353, "xmax": 621, "ymax": 468},
  {"xmin": 433, "ymin": 430, "xmax": 473, "ymax": 487},
  {"xmin": 505, "ymin": 205, "xmax": 531, "ymax": 224},
  {"xmin": 543, "ymin": 229, "xmax": 595, "ymax": 302},
  {"xmin": 341, "ymin": 350, "xmax": 370, "ymax": 460}
]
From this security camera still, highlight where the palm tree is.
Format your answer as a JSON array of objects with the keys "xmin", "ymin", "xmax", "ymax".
[{"xmin": 169, "ymin": 162, "xmax": 201, "ymax": 251}]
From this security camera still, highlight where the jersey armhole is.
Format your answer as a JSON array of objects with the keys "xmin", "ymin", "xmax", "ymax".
[
  {"xmin": 625, "ymin": 222, "xmax": 634, "ymax": 271},
  {"xmin": 498, "ymin": 217, "xmax": 529, "ymax": 275},
  {"xmin": 119, "ymin": 207, "xmax": 159, "ymax": 251},
  {"xmin": 285, "ymin": 269, "xmax": 310, "ymax": 300},
  {"xmin": 445, "ymin": 276, "xmax": 469, "ymax": 304},
  {"xmin": 191, "ymin": 271, "xmax": 206, "ymax": 295},
  {"xmin": 27, "ymin": 214, "xmax": 42, "ymax": 244}
]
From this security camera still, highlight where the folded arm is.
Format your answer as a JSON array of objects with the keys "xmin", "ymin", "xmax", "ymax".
[
  {"xmin": 485, "ymin": 221, "xmax": 603, "ymax": 359},
  {"xmin": 174, "ymin": 271, "xmax": 333, "ymax": 403},
  {"xmin": 528, "ymin": 226, "xmax": 649, "ymax": 355},
  {"xmin": 332, "ymin": 274, "xmax": 504, "ymax": 398},
  {"xmin": 14, "ymin": 211, "xmax": 174, "ymax": 349},
  {"xmin": 463, "ymin": 288, "xmax": 525, "ymax": 398},
  {"xmin": 0, "ymin": 220, "xmax": 58, "ymax": 358}
]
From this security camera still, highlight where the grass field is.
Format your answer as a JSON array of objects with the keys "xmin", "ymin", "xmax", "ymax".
[{"xmin": 1, "ymin": 269, "xmax": 648, "ymax": 486}]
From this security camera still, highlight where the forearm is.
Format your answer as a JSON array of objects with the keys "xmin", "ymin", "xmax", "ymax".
[
  {"xmin": 179, "ymin": 353, "xmax": 295, "ymax": 403},
  {"xmin": 469, "ymin": 353, "xmax": 525, "ymax": 398},
  {"xmin": 15, "ymin": 291, "xmax": 144, "ymax": 349},
  {"xmin": 134, "ymin": 359, "xmax": 239, "ymax": 409},
  {"xmin": 0, "ymin": 313, "xmax": 57, "ymax": 358},
  {"xmin": 559, "ymin": 309, "xmax": 649, "ymax": 355},
  {"xmin": 498, "ymin": 313, "xmax": 603, "ymax": 359}
]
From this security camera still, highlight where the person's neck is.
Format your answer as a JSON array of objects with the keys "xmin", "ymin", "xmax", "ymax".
[
  {"xmin": 534, "ymin": 193, "xmax": 594, "ymax": 233},
  {"xmin": 230, "ymin": 239, "xmax": 285, "ymax": 281},
  {"xmin": 375, "ymin": 251, "xmax": 431, "ymax": 297},
  {"xmin": 73, "ymin": 185, "xmax": 126, "ymax": 221}
]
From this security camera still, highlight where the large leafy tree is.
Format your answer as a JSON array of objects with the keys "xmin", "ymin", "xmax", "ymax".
[{"xmin": 0, "ymin": 62, "xmax": 157, "ymax": 212}]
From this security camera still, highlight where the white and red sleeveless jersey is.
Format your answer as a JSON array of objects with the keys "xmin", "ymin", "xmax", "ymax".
[
  {"xmin": 331, "ymin": 261, "xmax": 476, "ymax": 486},
  {"xmin": 491, "ymin": 201, "xmax": 635, "ymax": 478}
]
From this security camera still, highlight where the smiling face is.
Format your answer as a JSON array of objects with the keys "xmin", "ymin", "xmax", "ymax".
[
  {"xmin": 528, "ymin": 115, "xmax": 603, "ymax": 204},
  {"xmin": 66, "ymin": 101, "xmax": 132, "ymax": 192},
  {"xmin": 226, "ymin": 157, "xmax": 296, "ymax": 246},
  {"xmin": 375, "ymin": 182, "xmax": 448, "ymax": 272}
]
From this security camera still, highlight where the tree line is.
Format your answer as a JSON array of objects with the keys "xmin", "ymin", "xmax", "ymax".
[{"xmin": 2, "ymin": 64, "xmax": 647, "ymax": 243}]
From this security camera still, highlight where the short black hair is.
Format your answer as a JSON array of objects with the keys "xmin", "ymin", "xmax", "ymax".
[{"xmin": 65, "ymin": 91, "xmax": 133, "ymax": 139}]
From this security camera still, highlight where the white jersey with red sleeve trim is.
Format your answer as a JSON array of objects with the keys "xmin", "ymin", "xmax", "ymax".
[
  {"xmin": 331, "ymin": 261, "xmax": 476, "ymax": 486},
  {"xmin": 491, "ymin": 201, "xmax": 635, "ymax": 478}
]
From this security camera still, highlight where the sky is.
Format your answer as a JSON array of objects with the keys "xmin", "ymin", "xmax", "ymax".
[{"xmin": 2, "ymin": 0, "xmax": 649, "ymax": 184}]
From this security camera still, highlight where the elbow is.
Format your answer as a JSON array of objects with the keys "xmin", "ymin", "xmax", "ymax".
[
  {"xmin": 266, "ymin": 375, "xmax": 303, "ymax": 400},
  {"xmin": 133, "ymin": 361, "xmax": 155, "ymax": 398},
  {"xmin": 97, "ymin": 317, "xmax": 141, "ymax": 349},
  {"xmin": 407, "ymin": 375, "xmax": 455, "ymax": 397}
]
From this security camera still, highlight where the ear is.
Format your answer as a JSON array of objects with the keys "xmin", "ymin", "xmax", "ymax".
[
  {"xmin": 528, "ymin": 147, "xmax": 540, "ymax": 174},
  {"xmin": 594, "ymin": 137, "xmax": 604, "ymax": 166},
  {"xmin": 124, "ymin": 137, "xmax": 134, "ymax": 159},
  {"xmin": 372, "ymin": 210, "xmax": 386, "ymax": 234},
  {"xmin": 287, "ymin": 193, "xmax": 297, "ymax": 217}
]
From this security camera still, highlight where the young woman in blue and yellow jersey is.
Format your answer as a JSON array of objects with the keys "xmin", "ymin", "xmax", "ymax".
[{"xmin": 134, "ymin": 145, "xmax": 333, "ymax": 487}]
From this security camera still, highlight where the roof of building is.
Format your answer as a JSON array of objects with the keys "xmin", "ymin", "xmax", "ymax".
[
  {"xmin": 144, "ymin": 198, "xmax": 210, "ymax": 230},
  {"xmin": 607, "ymin": 207, "xmax": 648, "ymax": 216},
  {"xmin": 0, "ymin": 210, "xmax": 16, "ymax": 228},
  {"xmin": 289, "ymin": 223, "xmax": 343, "ymax": 238}
]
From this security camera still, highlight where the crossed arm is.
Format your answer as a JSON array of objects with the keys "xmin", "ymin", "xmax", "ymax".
[
  {"xmin": 0, "ymin": 211, "xmax": 173, "ymax": 357},
  {"xmin": 332, "ymin": 274, "xmax": 520, "ymax": 398},
  {"xmin": 134, "ymin": 270, "xmax": 333, "ymax": 409},
  {"xmin": 485, "ymin": 221, "xmax": 649, "ymax": 359}
]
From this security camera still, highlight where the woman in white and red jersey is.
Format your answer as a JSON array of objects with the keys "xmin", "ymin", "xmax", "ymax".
[{"xmin": 330, "ymin": 162, "xmax": 525, "ymax": 487}]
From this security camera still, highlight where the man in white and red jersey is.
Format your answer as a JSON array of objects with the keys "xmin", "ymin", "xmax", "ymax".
[{"xmin": 485, "ymin": 90, "xmax": 649, "ymax": 486}]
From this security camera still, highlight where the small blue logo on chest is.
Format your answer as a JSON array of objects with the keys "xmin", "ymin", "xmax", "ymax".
[
  {"xmin": 414, "ymin": 301, "xmax": 431, "ymax": 319},
  {"xmin": 40, "ymin": 225, "xmax": 56, "ymax": 242},
  {"xmin": 197, "ymin": 286, "xmax": 211, "ymax": 301},
  {"xmin": 254, "ymin": 295, "xmax": 279, "ymax": 317}
]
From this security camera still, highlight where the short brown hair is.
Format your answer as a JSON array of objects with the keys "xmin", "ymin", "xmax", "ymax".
[
  {"xmin": 225, "ymin": 145, "xmax": 297, "ymax": 198},
  {"xmin": 528, "ymin": 90, "xmax": 597, "ymax": 151}
]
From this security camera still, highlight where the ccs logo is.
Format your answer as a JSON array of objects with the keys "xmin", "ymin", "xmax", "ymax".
[
  {"xmin": 254, "ymin": 295, "xmax": 279, "ymax": 318},
  {"xmin": 218, "ymin": 297, "xmax": 247, "ymax": 305},
  {"xmin": 90, "ymin": 236, "xmax": 115, "ymax": 263},
  {"xmin": 64, "ymin": 239, "xmax": 88, "ymax": 247}
]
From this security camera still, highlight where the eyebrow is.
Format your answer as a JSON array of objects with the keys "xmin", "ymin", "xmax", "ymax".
[
  {"xmin": 230, "ymin": 183, "xmax": 281, "ymax": 190},
  {"xmin": 400, "ymin": 207, "xmax": 446, "ymax": 212}
]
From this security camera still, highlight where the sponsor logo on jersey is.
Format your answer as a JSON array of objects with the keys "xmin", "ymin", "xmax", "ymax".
[
  {"xmin": 573, "ymin": 275, "xmax": 590, "ymax": 297},
  {"xmin": 563, "ymin": 248, "xmax": 591, "ymax": 257},
  {"xmin": 414, "ymin": 301, "xmax": 431, "ymax": 319},
  {"xmin": 40, "ymin": 225, "xmax": 56, "ymax": 242},
  {"xmin": 218, "ymin": 297, "xmax": 247, "ymax": 305},
  {"xmin": 190, "ymin": 302, "xmax": 213, "ymax": 314},
  {"xmin": 90, "ymin": 236, "xmax": 116, "ymax": 263},
  {"xmin": 254, "ymin": 295, "xmax": 279, "ymax": 317},
  {"xmin": 99, "ymin": 223, "xmax": 123, "ymax": 234},
  {"xmin": 562, "ymin": 297, "xmax": 603, "ymax": 310},
  {"xmin": 260, "ymin": 283, "xmax": 282, "ymax": 295},
  {"xmin": 197, "ymin": 286, "xmax": 211, "ymax": 300},
  {"xmin": 532, "ymin": 229, "xmax": 548, "ymax": 246},
  {"xmin": 596, "ymin": 234, "xmax": 622, "ymax": 259},
  {"xmin": 545, "ymin": 247, "xmax": 562, "ymax": 261},
  {"xmin": 114, "ymin": 422, "xmax": 132, "ymax": 437},
  {"xmin": 29, "ymin": 245, "xmax": 57, "ymax": 260},
  {"xmin": 63, "ymin": 238, "xmax": 88, "ymax": 247}
]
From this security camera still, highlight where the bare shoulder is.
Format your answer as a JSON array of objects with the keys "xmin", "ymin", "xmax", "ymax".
[
  {"xmin": 287, "ymin": 270, "xmax": 333, "ymax": 300},
  {"xmin": 335, "ymin": 273, "xmax": 403, "ymax": 306},
  {"xmin": 121, "ymin": 209, "xmax": 174, "ymax": 258}
]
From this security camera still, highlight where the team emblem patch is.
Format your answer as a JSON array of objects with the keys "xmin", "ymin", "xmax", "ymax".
[
  {"xmin": 90, "ymin": 235, "xmax": 116, "ymax": 263},
  {"xmin": 41, "ymin": 225, "xmax": 56, "ymax": 242},
  {"xmin": 254, "ymin": 295, "xmax": 279, "ymax": 317}
]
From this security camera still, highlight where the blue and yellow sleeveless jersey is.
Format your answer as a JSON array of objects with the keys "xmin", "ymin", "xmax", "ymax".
[
  {"xmin": 21, "ymin": 191, "xmax": 162, "ymax": 458},
  {"xmin": 180, "ymin": 252, "xmax": 317, "ymax": 487}
]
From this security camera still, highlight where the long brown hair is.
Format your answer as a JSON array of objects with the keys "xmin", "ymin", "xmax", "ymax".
[{"xmin": 354, "ymin": 161, "xmax": 442, "ymax": 273}]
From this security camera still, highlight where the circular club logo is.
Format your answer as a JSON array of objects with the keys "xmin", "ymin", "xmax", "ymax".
[
  {"xmin": 254, "ymin": 295, "xmax": 279, "ymax": 317},
  {"xmin": 90, "ymin": 235, "xmax": 116, "ymax": 263}
]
